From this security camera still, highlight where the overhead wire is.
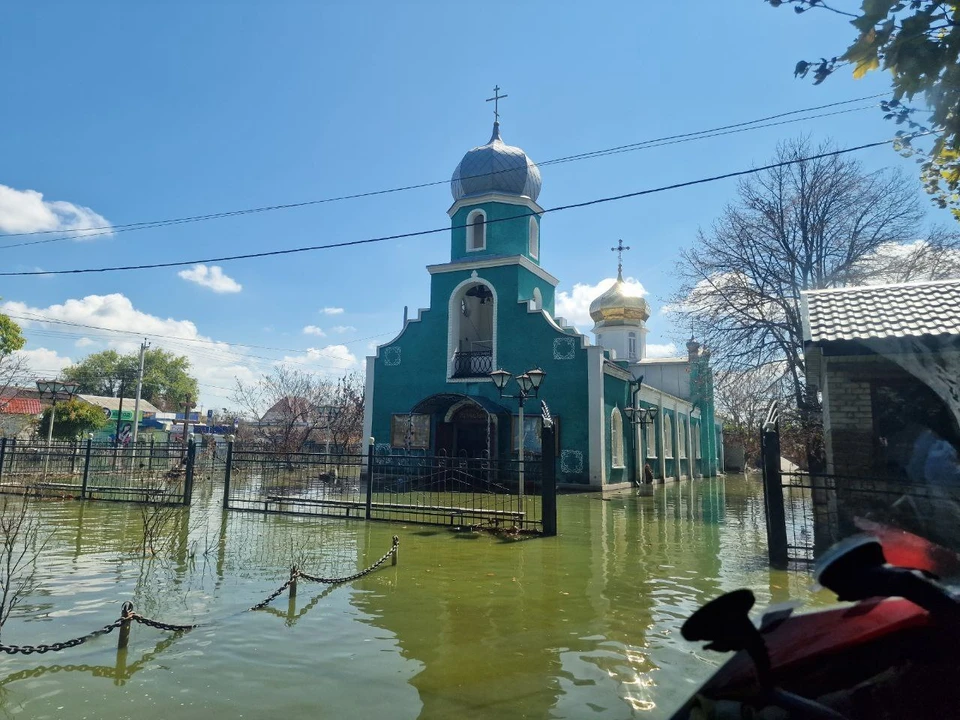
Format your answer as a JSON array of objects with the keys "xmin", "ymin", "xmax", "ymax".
[
  {"xmin": 0, "ymin": 133, "xmax": 926, "ymax": 279},
  {"xmin": 0, "ymin": 94, "xmax": 885, "ymax": 250}
]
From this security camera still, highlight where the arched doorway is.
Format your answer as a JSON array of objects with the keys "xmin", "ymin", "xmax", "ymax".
[{"xmin": 410, "ymin": 393, "xmax": 508, "ymax": 458}]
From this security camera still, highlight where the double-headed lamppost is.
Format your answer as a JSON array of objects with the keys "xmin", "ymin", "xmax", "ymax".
[
  {"xmin": 624, "ymin": 376, "xmax": 658, "ymax": 484},
  {"xmin": 489, "ymin": 367, "xmax": 546, "ymax": 513},
  {"xmin": 36, "ymin": 379, "xmax": 81, "ymax": 475}
]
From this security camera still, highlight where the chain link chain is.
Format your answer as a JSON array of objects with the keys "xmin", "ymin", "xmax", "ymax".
[{"xmin": 0, "ymin": 537, "xmax": 399, "ymax": 653}]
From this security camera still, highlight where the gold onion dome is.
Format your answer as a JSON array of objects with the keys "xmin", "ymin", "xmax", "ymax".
[{"xmin": 589, "ymin": 270, "xmax": 651, "ymax": 327}]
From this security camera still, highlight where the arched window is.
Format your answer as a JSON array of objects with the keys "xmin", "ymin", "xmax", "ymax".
[
  {"xmin": 449, "ymin": 279, "xmax": 495, "ymax": 379},
  {"xmin": 611, "ymin": 408, "xmax": 625, "ymax": 468},
  {"xmin": 679, "ymin": 418, "xmax": 688, "ymax": 458},
  {"xmin": 663, "ymin": 414, "xmax": 674, "ymax": 459},
  {"xmin": 467, "ymin": 210, "xmax": 486, "ymax": 251},
  {"xmin": 528, "ymin": 217, "xmax": 539, "ymax": 259},
  {"xmin": 628, "ymin": 332, "xmax": 637, "ymax": 360}
]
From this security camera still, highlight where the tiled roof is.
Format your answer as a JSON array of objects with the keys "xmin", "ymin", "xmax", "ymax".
[
  {"xmin": 0, "ymin": 397, "xmax": 42, "ymax": 415},
  {"xmin": 803, "ymin": 278, "xmax": 960, "ymax": 344}
]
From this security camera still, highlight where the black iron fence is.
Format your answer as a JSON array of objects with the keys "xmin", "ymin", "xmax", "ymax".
[
  {"xmin": 0, "ymin": 437, "xmax": 189, "ymax": 505},
  {"xmin": 221, "ymin": 420, "xmax": 558, "ymax": 534},
  {"xmin": 759, "ymin": 402, "xmax": 960, "ymax": 566}
]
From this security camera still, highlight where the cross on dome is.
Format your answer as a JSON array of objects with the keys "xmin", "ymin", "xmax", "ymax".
[
  {"xmin": 611, "ymin": 239, "xmax": 631, "ymax": 280},
  {"xmin": 486, "ymin": 85, "xmax": 508, "ymax": 122}
]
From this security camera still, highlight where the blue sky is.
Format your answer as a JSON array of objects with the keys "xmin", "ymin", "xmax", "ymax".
[{"xmin": 0, "ymin": 2, "xmax": 941, "ymax": 410}]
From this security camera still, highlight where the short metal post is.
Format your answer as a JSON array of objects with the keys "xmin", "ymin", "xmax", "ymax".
[
  {"xmin": 222, "ymin": 440, "xmax": 234, "ymax": 509},
  {"xmin": 392, "ymin": 535, "xmax": 398, "ymax": 566},
  {"xmin": 541, "ymin": 421, "xmax": 557, "ymax": 537},
  {"xmin": 183, "ymin": 439, "xmax": 196, "ymax": 506},
  {"xmin": 289, "ymin": 566, "xmax": 298, "ymax": 600},
  {"xmin": 81, "ymin": 438, "xmax": 93, "ymax": 500},
  {"xmin": 0, "ymin": 437, "xmax": 6, "ymax": 485},
  {"xmin": 118, "ymin": 601, "xmax": 133, "ymax": 650},
  {"xmin": 365, "ymin": 437, "xmax": 374, "ymax": 520}
]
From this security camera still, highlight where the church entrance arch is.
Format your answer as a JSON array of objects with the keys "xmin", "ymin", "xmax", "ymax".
[{"xmin": 410, "ymin": 393, "xmax": 508, "ymax": 458}]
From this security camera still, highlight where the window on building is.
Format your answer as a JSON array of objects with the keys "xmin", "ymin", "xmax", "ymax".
[
  {"xmin": 390, "ymin": 414, "xmax": 431, "ymax": 449},
  {"xmin": 663, "ymin": 414, "xmax": 674, "ymax": 458},
  {"xmin": 467, "ymin": 210, "xmax": 486, "ymax": 251},
  {"xmin": 611, "ymin": 408, "xmax": 625, "ymax": 468},
  {"xmin": 528, "ymin": 217, "xmax": 539, "ymax": 259},
  {"xmin": 645, "ymin": 416, "xmax": 657, "ymax": 458},
  {"xmin": 532, "ymin": 287, "xmax": 543, "ymax": 311},
  {"xmin": 679, "ymin": 418, "xmax": 688, "ymax": 458},
  {"xmin": 449, "ymin": 280, "xmax": 495, "ymax": 378},
  {"xmin": 628, "ymin": 332, "xmax": 637, "ymax": 360}
]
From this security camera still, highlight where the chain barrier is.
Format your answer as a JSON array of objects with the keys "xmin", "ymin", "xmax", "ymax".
[
  {"xmin": 0, "ymin": 536, "xmax": 400, "ymax": 655},
  {"xmin": 298, "ymin": 535, "xmax": 400, "ymax": 585},
  {"xmin": 0, "ymin": 619, "xmax": 122, "ymax": 656}
]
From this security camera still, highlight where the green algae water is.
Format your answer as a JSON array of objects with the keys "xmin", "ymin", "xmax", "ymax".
[{"xmin": 0, "ymin": 476, "xmax": 831, "ymax": 719}]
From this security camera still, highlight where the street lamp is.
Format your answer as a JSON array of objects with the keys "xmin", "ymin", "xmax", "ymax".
[
  {"xmin": 489, "ymin": 366, "xmax": 546, "ymax": 513},
  {"xmin": 36, "ymin": 379, "xmax": 81, "ymax": 475}
]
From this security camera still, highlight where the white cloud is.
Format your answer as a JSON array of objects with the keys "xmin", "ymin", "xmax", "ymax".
[
  {"xmin": 278, "ymin": 345, "xmax": 357, "ymax": 371},
  {"xmin": 177, "ymin": 264, "xmax": 242, "ymax": 294},
  {"xmin": 321, "ymin": 307, "xmax": 344, "ymax": 316},
  {"xmin": 331, "ymin": 325, "xmax": 356, "ymax": 334},
  {"xmin": 1, "ymin": 294, "xmax": 258, "ymax": 407},
  {"xmin": 0, "ymin": 184, "xmax": 111, "ymax": 238},
  {"xmin": 646, "ymin": 342, "xmax": 679, "ymax": 359},
  {"xmin": 555, "ymin": 276, "xmax": 647, "ymax": 332},
  {"xmin": 302, "ymin": 325, "xmax": 326, "ymax": 337},
  {"xmin": 75, "ymin": 337, "xmax": 95, "ymax": 348},
  {"xmin": 12, "ymin": 347, "xmax": 73, "ymax": 376}
]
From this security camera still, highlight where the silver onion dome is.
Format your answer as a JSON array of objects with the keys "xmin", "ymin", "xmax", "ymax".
[{"xmin": 451, "ymin": 122, "xmax": 542, "ymax": 202}]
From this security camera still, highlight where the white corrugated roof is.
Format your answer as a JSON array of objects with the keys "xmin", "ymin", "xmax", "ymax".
[
  {"xmin": 78, "ymin": 395, "xmax": 161, "ymax": 414},
  {"xmin": 803, "ymin": 278, "xmax": 960, "ymax": 344}
]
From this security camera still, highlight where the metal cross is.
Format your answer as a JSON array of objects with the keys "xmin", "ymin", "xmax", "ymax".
[
  {"xmin": 611, "ymin": 239, "xmax": 631, "ymax": 278},
  {"xmin": 486, "ymin": 85, "xmax": 508, "ymax": 121}
]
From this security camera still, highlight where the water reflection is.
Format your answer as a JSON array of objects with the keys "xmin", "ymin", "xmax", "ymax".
[{"xmin": 0, "ymin": 475, "xmax": 827, "ymax": 719}]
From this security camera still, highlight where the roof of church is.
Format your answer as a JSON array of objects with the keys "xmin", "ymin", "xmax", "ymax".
[
  {"xmin": 451, "ymin": 122, "xmax": 541, "ymax": 203},
  {"xmin": 803, "ymin": 278, "xmax": 960, "ymax": 344},
  {"xmin": 589, "ymin": 271, "xmax": 651, "ymax": 327}
]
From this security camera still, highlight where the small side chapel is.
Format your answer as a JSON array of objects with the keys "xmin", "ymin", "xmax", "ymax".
[{"xmin": 363, "ymin": 110, "xmax": 723, "ymax": 488}]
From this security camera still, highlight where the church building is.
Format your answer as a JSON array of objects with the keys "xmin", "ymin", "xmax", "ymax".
[{"xmin": 362, "ymin": 114, "xmax": 722, "ymax": 488}]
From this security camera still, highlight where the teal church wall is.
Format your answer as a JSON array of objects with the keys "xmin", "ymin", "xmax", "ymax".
[{"xmin": 450, "ymin": 202, "xmax": 540, "ymax": 265}]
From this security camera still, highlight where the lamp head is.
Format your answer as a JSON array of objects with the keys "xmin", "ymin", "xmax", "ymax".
[
  {"xmin": 526, "ymin": 367, "xmax": 546, "ymax": 392},
  {"xmin": 489, "ymin": 369, "xmax": 512, "ymax": 392},
  {"xmin": 517, "ymin": 373, "xmax": 533, "ymax": 393},
  {"xmin": 624, "ymin": 406, "xmax": 636, "ymax": 422}
]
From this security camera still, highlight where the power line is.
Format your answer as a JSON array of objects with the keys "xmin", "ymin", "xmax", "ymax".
[
  {"xmin": 0, "ymin": 95, "xmax": 884, "ymax": 250},
  {"xmin": 0, "ymin": 134, "xmax": 920, "ymax": 278}
]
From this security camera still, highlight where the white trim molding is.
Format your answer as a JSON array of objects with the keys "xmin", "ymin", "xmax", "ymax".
[
  {"xmin": 362, "ymin": 356, "xmax": 376, "ymax": 456},
  {"xmin": 428, "ymin": 254, "xmax": 559, "ymax": 287},
  {"xmin": 587, "ymin": 345, "xmax": 605, "ymax": 486},
  {"xmin": 447, "ymin": 192, "xmax": 544, "ymax": 218}
]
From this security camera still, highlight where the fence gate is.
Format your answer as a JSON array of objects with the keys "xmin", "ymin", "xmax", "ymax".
[
  {"xmin": 0, "ymin": 437, "xmax": 192, "ymax": 505},
  {"xmin": 220, "ymin": 419, "xmax": 558, "ymax": 535}
]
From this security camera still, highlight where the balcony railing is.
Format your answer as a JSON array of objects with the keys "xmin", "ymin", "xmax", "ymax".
[{"xmin": 452, "ymin": 351, "xmax": 493, "ymax": 378}]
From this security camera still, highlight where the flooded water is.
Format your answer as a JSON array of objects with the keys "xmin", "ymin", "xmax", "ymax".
[{"xmin": 0, "ymin": 476, "xmax": 833, "ymax": 719}]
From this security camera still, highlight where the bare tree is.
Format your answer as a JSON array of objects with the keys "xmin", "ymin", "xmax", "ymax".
[
  {"xmin": 0, "ymin": 493, "xmax": 45, "ymax": 635},
  {"xmin": 715, "ymin": 367, "xmax": 787, "ymax": 468},
  {"xmin": 672, "ymin": 137, "xmax": 959, "ymax": 411},
  {"xmin": 233, "ymin": 367, "xmax": 335, "ymax": 454}
]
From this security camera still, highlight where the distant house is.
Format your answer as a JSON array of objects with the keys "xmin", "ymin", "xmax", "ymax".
[
  {"xmin": 802, "ymin": 279, "xmax": 960, "ymax": 550},
  {"xmin": 0, "ymin": 395, "xmax": 42, "ymax": 439},
  {"xmin": 77, "ymin": 395, "xmax": 161, "ymax": 443}
]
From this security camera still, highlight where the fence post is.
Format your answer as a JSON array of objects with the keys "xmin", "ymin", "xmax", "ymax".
[
  {"xmin": 81, "ymin": 438, "xmax": 93, "ymax": 500},
  {"xmin": 222, "ymin": 439, "xmax": 234, "ymax": 509},
  {"xmin": 148, "ymin": 436, "xmax": 154, "ymax": 473},
  {"xmin": 761, "ymin": 421, "xmax": 789, "ymax": 569},
  {"xmin": 8, "ymin": 438, "xmax": 15, "ymax": 476},
  {"xmin": 365, "ymin": 437, "xmax": 374, "ymax": 520},
  {"xmin": 0, "ymin": 437, "xmax": 6, "ymax": 485},
  {"xmin": 541, "ymin": 422, "xmax": 557, "ymax": 537},
  {"xmin": 118, "ymin": 602, "xmax": 133, "ymax": 651},
  {"xmin": 183, "ymin": 439, "xmax": 196, "ymax": 506}
]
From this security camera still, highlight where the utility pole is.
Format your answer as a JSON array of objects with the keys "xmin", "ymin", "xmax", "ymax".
[
  {"xmin": 113, "ymin": 376, "xmax": 126, "ymax": 468},
  {"xmin": 131, "ymin": 339, "xmax": 149, "ymax": 445}
]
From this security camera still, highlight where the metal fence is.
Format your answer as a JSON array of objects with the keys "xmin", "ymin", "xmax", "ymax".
[
  {"xmin": 222, "ymin": 428, "xmax": 558, "ymax": 534},
  {"xmin": 0, "ymin": 437, "xmax": 189, "ymax": 505},
  {"xmin": 759, "ymin": 402, "xmax": 960, "ymax": 565}
]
